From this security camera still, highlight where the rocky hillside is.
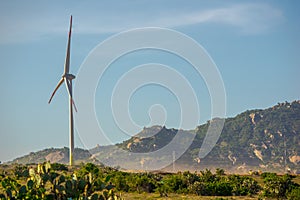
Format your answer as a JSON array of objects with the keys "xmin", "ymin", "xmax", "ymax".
[
  {"xmin": 8, "ymin": 100, "xmax": 300, "ymax": 173},
  {"xmin": 107, "ymin": 100, "xmax": 300, "ymax": 173},
  {"xmin": 184, "ymin": 100, "xmax": 300, "ymax": 173}
]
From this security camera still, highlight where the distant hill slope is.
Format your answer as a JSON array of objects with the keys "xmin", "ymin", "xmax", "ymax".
[
  {"xmin": 9, "ymin": 147, "xmax": 93, "ymax": 165},
  {"xmin": 8, "ymin": 100, "xmax": 300, "ymax": 173}
]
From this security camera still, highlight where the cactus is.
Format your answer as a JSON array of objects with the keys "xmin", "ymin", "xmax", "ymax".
[
  {"xmin": 45, "ymin": 161, "xmax": 51, "ymax": 173},
  {"xmin": 13, "ymin": 165, "xmax": 29, "ymax": 178},
  {"xmin": 6, "ymin": 188, "xmax": 12, "ymax": 199},
  {"xmin": 27, "ymin": 179, "xmax": 34, "ymax": 189},
  {"xmin": 58, "ymin": 174, "xmax": 65, "ymax": 185},
  {"xmin": 0, "ymin": 163, "xmax": 122, "ymax": 200},
  {"xmin": 90, "ymin": 193, "xmax": 99, "ymax": 200}
]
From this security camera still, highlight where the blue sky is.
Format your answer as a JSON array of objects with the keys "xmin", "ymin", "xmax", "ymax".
[{"xmin": 0, "ymin": 1, "xmax": 299, "ymax": 162}]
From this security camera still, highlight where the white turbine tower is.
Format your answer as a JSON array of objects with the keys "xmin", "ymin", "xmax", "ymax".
[{"xmin": 48, "ymin": 16, "xmax": 77, "ymax": 166}]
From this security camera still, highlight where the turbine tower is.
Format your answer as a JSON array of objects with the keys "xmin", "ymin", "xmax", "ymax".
[{"xmin": 48, "ymin": 16, "xmax": 77, "ymax": 166}]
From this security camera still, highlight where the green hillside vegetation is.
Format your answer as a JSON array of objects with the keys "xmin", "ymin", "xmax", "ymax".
[{"xmin": 185, "ymin": 100, "xmax": 300, "ymax": 173}]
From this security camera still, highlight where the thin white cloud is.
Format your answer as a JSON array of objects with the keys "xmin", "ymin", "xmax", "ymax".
[
  {"xmin": 0, "ymin": 3, "xmax": 284, "ymax": 44},
  {"xmin": 74, "ymin": 3, "xmax": 283, "ymax": 34},
  {"xmin": 150, "ymin": 3, "xmax": 283, "ymax": 34}
]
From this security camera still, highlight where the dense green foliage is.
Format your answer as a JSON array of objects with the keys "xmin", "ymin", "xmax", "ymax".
[
  {"xmin": 1, "ymin": 163, "xmax": 299, "ymax": 199},
  {"xmin": 261, "ymin": 172, "xmax": 299, "ymax": 199}
]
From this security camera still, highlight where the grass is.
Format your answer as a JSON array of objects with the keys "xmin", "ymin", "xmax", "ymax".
[{"xmin": 121, "ymin": 193, "xmax": 258, "ymax": 200}]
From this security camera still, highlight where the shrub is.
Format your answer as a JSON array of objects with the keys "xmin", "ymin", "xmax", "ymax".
[
  {"xmin": 228, "ymin": 175, "xmax": 260, "ymax": 195},
  {"xmin": 287, "ymin": 186, "xmax": 300, "ymax": 200},
  {"xmin": 163, "ymin": 174, "xmax": 187, "ymax": 193},
  {"xmin": 51, "ymin": 163, "xmax": 68, "ymax": 171},
  {"xmin": 262, "ymin": 174, "xmax": 295, "ymax": 199}
]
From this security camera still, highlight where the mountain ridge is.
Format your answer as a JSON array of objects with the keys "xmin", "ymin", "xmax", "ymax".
[{"xmin": 7, "ymin": 100, "xmax": 300, "ymax": 173}]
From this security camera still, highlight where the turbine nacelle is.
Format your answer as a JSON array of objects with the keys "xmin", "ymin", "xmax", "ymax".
[{"xmin": 63, "ymin": 73, "xmax": 76, "ymax": 80}]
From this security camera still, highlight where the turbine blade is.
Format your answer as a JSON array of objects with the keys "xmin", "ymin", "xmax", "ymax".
[
  {"xmin": 48, "ymin": 78, "xmax": 64, "ymax": 104},
  {"xmin": 64, "ymin": 15, "xmax": 72, "ymax": 74},
  {"xmin": 72, "ymin": 98, "xmax": 78, "ymax": 112},
  {"xmin": 65, "ymin": 79, "xmax": 78, "ymax": 112},
  {"xmin": 65, "ymin": 79, "xmax": 72, "ymax": 98}
]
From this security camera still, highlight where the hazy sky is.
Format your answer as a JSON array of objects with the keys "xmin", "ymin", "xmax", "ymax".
[{"xmin": 0, "ymin": 1, "xmax": 299, "ymax": 162}]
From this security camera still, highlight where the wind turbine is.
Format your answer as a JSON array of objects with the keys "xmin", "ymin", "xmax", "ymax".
[{"xmin": 48, "ymin": 15, "xmax": 77, "ymax": 166}]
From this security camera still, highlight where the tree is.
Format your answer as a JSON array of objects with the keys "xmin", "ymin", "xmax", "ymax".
[{"xmin": 262, "ymin": 173, "xmax": 295, "ymax": 199}]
